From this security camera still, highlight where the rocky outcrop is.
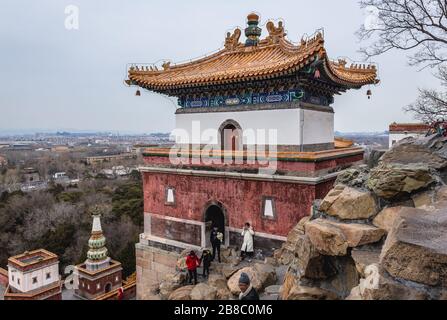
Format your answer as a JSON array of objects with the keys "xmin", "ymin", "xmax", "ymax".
[
  {"xmin": 319, "ymin": 185, "xmax": 378, "ymax": 220},
  {"xmin": 367, "ymin": 163, "xmax": 434, "ymax": 199},
  {"xmin": 305, "ymin": 219, "xmax": 349, "ymax": 256},
  {"xmin": 372, "ymin": 206, "xmax": 421, "ymax": 233},
  {"xmin": 227, "ymin": 263, "xmax": 277, "ymax": 295},
  {"xmin": 286, "ymin": 284, "xmax": 339, "ymax": 300},
  {"xmin": 380, "ymin": 209, "xmax": 447, "ymax": 287},
  {"xmin": 207, "ymin": 274, "xmax": 232, "ymax": 300},
  {"xmin": 159, "ymin": 273, "xmax": 186, "ymax": 299},
  {"xmin": 380, "ymin": 136, "xmax": 447, "ymax": 170},
  {"xmin": 190, "ymin": 283, "xmax": 217, "ymax": 300},
  {"xmin": 305, "ymin": 219, "xmax": 385, "ymax": 256},
  {"xmin": 168, "ymin": 285, "xmax": 194, "ymax": 300},
  {"xmin": 335, "ymin": 166, "xmax": 369, "ymax": 188},
  {"xmin": 276, "ymin": 135, "xmax": 447, "ymax": 300}
]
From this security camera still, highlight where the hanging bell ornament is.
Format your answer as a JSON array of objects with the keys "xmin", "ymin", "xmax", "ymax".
[
  {"xmin": 367, "ymin": 89, "xmax": 372, "ymax": 99},
  {"xmin": 135, "ymin": 90, "xmax": 141, "ymax": 96},
  {"xmin": 314, "ymin": 69, "xmax": 321, "ymax": 79}
]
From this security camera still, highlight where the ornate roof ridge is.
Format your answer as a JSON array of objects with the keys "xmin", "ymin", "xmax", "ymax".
[{"xmin": 127, "ymin": 14, "xmax": 379, "ymax": 90}]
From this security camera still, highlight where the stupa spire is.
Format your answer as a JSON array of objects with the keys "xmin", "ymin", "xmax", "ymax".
[{"xmin": 85, "ymin": 205, "xmax": 110, "ymax": 271}]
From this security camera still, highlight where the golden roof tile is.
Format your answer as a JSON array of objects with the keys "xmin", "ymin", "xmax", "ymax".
[{"xmin": 128, "ymin": 20, "xmax": 379, "ymax": 91}]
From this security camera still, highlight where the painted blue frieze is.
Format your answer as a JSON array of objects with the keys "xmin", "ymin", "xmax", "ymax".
[{"xmin": 180, "ymin": 89, "xmax": 314, "ymax": 108}]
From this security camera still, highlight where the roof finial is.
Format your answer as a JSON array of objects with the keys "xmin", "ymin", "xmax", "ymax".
[{"xmin": 245, "ymin": 13, "xmax": 261, "ymax": 47}]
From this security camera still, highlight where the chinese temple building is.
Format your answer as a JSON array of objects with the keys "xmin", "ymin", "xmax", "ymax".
[
  {"xmin": 389, "ymin": 122, "xmax": 430, "ymax": 148},
  {"xmin": 127, "ymin": 13, "xmax": 379, "ymax": 299},
  {"xmin": 75, "ymin": 207, "xmax": 122, "ymax": 300},
  {"xmin": 4, "ymin": 249, "xmax": 62, "ymax": 300}
]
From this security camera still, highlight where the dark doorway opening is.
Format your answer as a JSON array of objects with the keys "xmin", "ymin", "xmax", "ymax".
[
  {"xmin": 205, "ymin": 204, "xmax": 225, "ymax": 248},
  {"xmin": 222, "ymin": 123, "xmax": 237, "ymax": 152},
  {"xmin": 105, "ymin": 283, "xmax": 112, "ymax": 293}
]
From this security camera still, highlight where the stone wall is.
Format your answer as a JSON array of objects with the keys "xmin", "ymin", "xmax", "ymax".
[
  {"xmin": 136, "ymin": 242, "xmax": 179, "ymax": 300},
  {"xmin": 142, "ymin": 171, "xmax": 332, "ymax": 237}
]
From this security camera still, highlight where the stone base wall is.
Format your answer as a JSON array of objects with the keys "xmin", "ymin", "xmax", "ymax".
[
  {"xmin": 135, "ymin": 241, "xmax": 179, "ymax": 300},
  {"xmin": 228, "ymin": 231, "xmax": 284, "ymax": 257}
]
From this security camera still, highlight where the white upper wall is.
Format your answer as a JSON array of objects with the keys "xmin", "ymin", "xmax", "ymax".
[
  {"xmin": 174, "ymin": 107, "xmax": 334, "ymax": 147},
  {"xmin": 8, "ymin": 263, "xmax": 59, "ymax": 293},
  {"xmin": 389, "ymin": 132, "xmax": 425, "ymax": 149}
]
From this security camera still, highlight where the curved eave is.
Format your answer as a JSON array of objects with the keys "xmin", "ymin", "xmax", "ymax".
[{"xmin": 127, "ymin": 37, "xmax": 379, "ymax": 92}]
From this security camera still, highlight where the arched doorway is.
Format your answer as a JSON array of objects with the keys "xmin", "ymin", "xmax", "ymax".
[
  {"xmin": 219, "ymin": 120, "xmax": 242, "ymax": 152},
  {"xmin": 105, "ymin": 283, "xmax": 112, "ymax": 293},
  {"xmin": 204, "ymin": 202, "xmax": 226, "ymax": 248}
]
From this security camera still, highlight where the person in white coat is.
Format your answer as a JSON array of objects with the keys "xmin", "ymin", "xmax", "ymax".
[{"xmin": 241, "ymin": 222, "xmax": 255, "ymax": 262}]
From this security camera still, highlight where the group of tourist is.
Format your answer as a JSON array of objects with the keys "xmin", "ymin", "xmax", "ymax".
[{"xmin": 184, "ymin": 222, "xmax": 259, "ymax": 300}]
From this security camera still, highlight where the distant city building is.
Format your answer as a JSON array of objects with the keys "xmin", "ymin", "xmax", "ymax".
[
  {"xmin": 389, "ymin": 123, "xmax": 430, "ymax": 148},
  {"xmin": 74, "ymin": 207, "xmax": 122, "ymax": 300},
  {"xmin": 51, "ymin": 145, "xmax": 70, "ymax": 153},
  {"xmin": 84, "ymin": 153, "xmax": 135, "ymax": 165},
  {"xmin": 22, "ymin": 167, "xmax": 40, "ymax": 184},
  {"xmin": 53, "ymin": 172, "xmax": 68, "ymax": 180},
  {"xmin": 4, "ymin": 249, "xmax": 62, "ymax": 300}
]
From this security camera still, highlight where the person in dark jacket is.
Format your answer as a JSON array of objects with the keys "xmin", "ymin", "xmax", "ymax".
[
  {"xmin": 185, "ymin": 251, "xmax": 200, "ymax": 285},
  {"xmin": 238, "ymin": 272, "xmax": 259, "ymax": 301},
  {"xmin": 200, "ymin": 249, "xmax": 212, "ymax": 278},
  {"xmin": 210, "ymin": 226, "xmax": 222, "ymax": 263}
]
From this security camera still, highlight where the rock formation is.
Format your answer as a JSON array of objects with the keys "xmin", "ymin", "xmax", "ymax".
[{"xmin": 276, "ymin": 135, "xmax": 447, "ymax": 300}]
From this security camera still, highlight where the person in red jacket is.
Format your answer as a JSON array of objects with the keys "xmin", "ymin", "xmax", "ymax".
[{"xmin": 186, "ymin": 251, "xmax": 200, "ymax": 285}]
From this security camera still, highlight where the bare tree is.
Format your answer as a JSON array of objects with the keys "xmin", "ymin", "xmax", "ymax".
[
  {"xmin": 358, "ymin": 0, "xmax": 447, "ymax": 121},
  {"xmin": 358, "ymin": 0, "xmax": 447, "ymax": 68},
  {"xmin": 404, "ymin": 65, "xmax": 447, "ymax": 121}
]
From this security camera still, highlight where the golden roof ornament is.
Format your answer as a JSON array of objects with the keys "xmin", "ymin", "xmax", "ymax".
[
  {"xmin": 266, "ymin": 21, "xmax": 286, "ymax": 44},
  {"xmin": 225, "ymin": 28, "xmax": 241, "ymax": 51}
]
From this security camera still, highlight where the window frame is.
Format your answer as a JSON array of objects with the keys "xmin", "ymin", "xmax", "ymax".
[
  {"xmin": 165, "ymin": 186, "xmax": 176, "ymax": 206},
  {"xmin": 261, "ymin": 196, "xmax": 277, "ymax": 221}
]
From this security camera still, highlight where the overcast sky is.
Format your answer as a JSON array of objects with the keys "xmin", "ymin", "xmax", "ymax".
[{"xmin": 0, "ymin": 0, "xmax": 442, "ymax": 134}]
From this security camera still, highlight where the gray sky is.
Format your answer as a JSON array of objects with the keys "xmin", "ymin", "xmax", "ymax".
[{"xmin": 0, "ymin": 0, "xmax": 442, "ymax": 134}]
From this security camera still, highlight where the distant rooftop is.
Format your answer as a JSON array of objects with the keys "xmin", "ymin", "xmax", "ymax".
[
  {"xmin": 389, "ymin": 123, "xmax": 430, "ymax": 133},
  {"xmin": 8, "ymin": 249, "xmax": 58, "ymax": 272}
]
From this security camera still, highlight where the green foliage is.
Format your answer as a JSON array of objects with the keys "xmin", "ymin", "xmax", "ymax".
[
  {"xmin": 57, "ymin": 191, "xmax": 83, "ymax": 204},
  {"xmin": 113, "ymin": 241, "xmax": 137, "ymax": 278},
  {"xmin": 0, "ymin": 190, "xmax": 25, "ymax": 204},
  {"xmin": 112, "ymin": 182, "xmax": 144, "ymax": 226},
  {"xmin": 129, "ymin": 170, "xmax": 141, "ymax": 181},
  {"xmin": 0, "ymin": 175, "xmax": 144, "ymax": 277},
  {"xmin": 35, "ymin": 223, "xmax": 77, "ymax": 267},
  {"xmin": 48, "ymin": 183, "xmax": 65, "ymax": 196}
]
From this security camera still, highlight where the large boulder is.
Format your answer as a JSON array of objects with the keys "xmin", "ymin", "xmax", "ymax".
[
  {"xmin": 285, "ymin": 284, "xmax": 339, "ymax": 300},
  {"xmin": 373, "ymin": 206, "xmax": 426, "ymax": 233},
  {"xmin": 319, "ymin": 185, "xmax": 378, "ymax": 220},
  {"xmin": 297, "ymin": 255, "xmax": 360, "ymax": 299},
  {"xmin": 305, "ymin": 219, "xmax": 384, "ymax": 256},
  {"xmin": 367, "ymin": 163, "xmax": 434, "ymax": 199},
  {"xmin": 207, "ymin": 273, "xmax": 232, "ymax": 299},
  {"xmin": 305, "ymin": 219, "xmax": 348, "ymax": 256},
  {"xmin": 380, "ymin": 135, "xmax": 447, "ymax": 170},
  {"xmin": 275, "ymin": 217, "xmax": 311, "ymax": 265},
  {"xmin": 190, "ymin": 283, "xmax": 217, "ymax": 300},
  {"xmin": 329, "ymin": 221, "xmax": 385, "ymax": 247},
  {"xmin": 227, "ymin": 263, "xmax": 277, "ymax": 295},
  {"xmin": 335, "ymin": 166, "xmax": 369, "ymax": 188},
  {"xmin": 159, "ymin": 273, "xmax": 186, "ymax": 299},
  {"xmin": 380, "ymin": 208, "xmax": 447, "ymax": 287},
  {"xmin": 351, "ymin": 249, "xmax": 381, "ymax": 278},
  {"xmin": 347, "ymin": 265, "xmax": 430, "ymax": 300},
  {"xmin": 221, "ymin": 265, "xmax": 241, "ymax": 279},
  {"xmin": 168, "ymin": 285, "xmax": 194, "ymax": 300}
]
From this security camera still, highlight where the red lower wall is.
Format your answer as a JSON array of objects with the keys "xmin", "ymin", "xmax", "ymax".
[{"xmin": 143, "ymin": 172, "xmax": 335, "ymax": 237}]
